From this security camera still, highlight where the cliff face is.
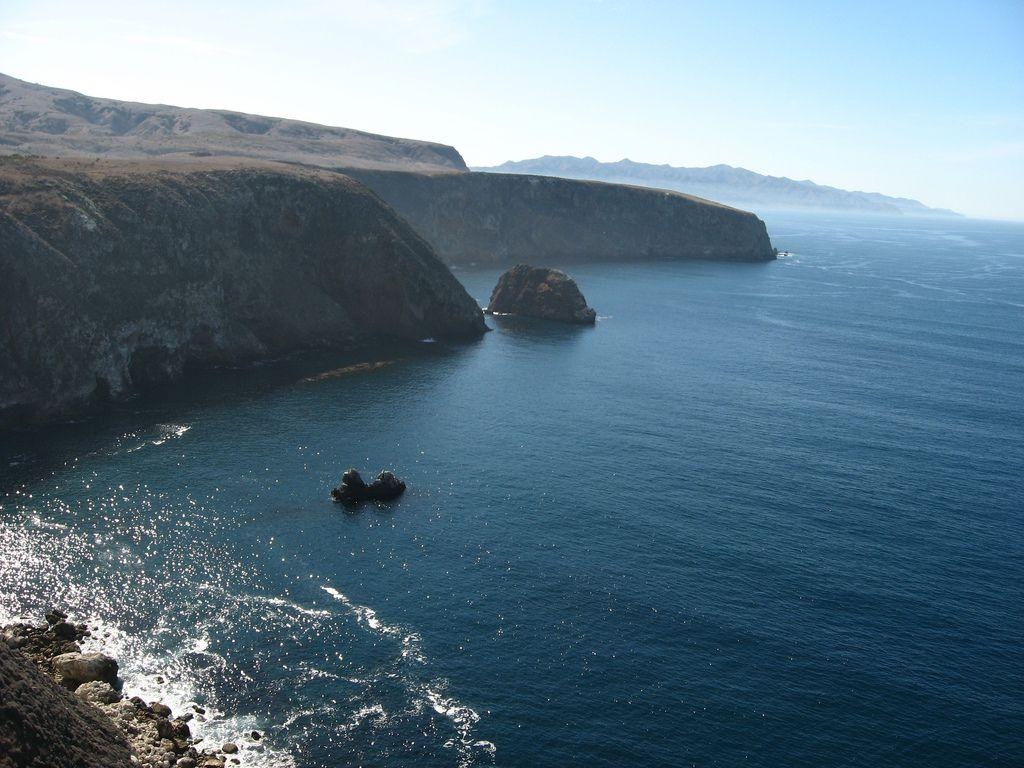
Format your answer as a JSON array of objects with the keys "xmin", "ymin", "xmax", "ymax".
[
  {"xmin": 346, "ymin": 170, "xmax": 776, "ymax": 266},
  {"xmin": 0, "ymin": 158, "xmax": 486, "ymax": 427},
  {"xmin": 1, "ymin": 74, "xmax": 778, "ymax": 272}
]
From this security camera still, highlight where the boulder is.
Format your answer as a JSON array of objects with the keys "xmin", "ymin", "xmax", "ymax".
[
  {"xmin": 485, "ymin": 265, "xmax": 596, "ymax": 325},
  {"xmin": 331, "ymin": 468, "xmax": 406, "ymax": 505},
  {"xmin": 51, "ymin": 621, "xmax": 78, "ymax": 640},
  {"xmin": 76, "ymin": 680, "xmax": 122, "ymax": 705},
  {"xmin": 51, "ymin": 651, "xmax": 119, "ymax": 689}
]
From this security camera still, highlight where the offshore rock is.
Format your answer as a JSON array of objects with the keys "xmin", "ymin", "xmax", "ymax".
[
  {"xmin": 0, "ymin": 157, "xmax": 487, "ymax": 427},
  {"xmin": 486, "ymin": 265, "xmax": 597, "ymax": 325},
  {"xmin": 331, "ymin": 468, "xmax": 407, "ymax": 504}
]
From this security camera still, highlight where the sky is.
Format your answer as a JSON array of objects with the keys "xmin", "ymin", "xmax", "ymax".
[{"xmin": 1, "ymin": 0, "xmax": 1022, "ymax": 219}]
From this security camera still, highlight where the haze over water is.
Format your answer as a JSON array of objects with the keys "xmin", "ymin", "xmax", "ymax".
[{"xmin": 1, "ymin": 212, "xmax": 1022, "ymax": 767}]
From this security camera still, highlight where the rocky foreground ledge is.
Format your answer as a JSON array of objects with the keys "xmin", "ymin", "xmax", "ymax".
[{"xmin": 1, "ymin": 612, "xmax": 257, "ymax": 768}]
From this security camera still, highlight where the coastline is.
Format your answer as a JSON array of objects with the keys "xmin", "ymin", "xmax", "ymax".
[{"xmin": 1, "ymin": 611, "xmax": 268, "ymax": 768}]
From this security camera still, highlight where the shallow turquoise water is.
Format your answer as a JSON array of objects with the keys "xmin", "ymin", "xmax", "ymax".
[{"xmin": 1, "ymin": 212, "xmax": 1022, "ymax": 767}]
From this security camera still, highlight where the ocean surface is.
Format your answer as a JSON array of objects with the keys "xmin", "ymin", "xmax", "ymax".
[{"xmin": 1, "ymin": 212, "xmax": 1022, "ymax": 767}]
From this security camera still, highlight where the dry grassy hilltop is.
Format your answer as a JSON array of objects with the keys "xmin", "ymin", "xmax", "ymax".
[{"xmin": 0, "ymin": 72, "xmax": 466, "ymax": 172}]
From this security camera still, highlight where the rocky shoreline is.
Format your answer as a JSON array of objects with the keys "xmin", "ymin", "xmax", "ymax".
[{"xmin": 1, "ymin": 611, "xmax": 260, "ymax": 768}]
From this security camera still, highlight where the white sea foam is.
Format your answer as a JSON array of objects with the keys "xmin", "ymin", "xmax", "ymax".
[
  {"xmin": 339, "ymin": 703, "xmax": 388, "ymax": 732},
  {"xmin": 118, "ymin": 424, "xmax": 192, "ymax": 453},
  {"xmin": 423, "ymin": 683, "xmax": 491, "ymax": 767},
  {"xmin": 320, "ymin": 584, "xmax": 493, "ymax": 765},
  {"xmin": 151, "ymin": 424, "xmax": 192, "ymax": 446},
  {"xmin": 76, "ymin": 614, "xmax": 297, "ymax": 768},
  {"xmin": 246, "ymin": 593, "xmax": 332, "ymax": 618},
  {"xmin": 320, "ymin": 586, "xmax": 402, "ymax": 637}
]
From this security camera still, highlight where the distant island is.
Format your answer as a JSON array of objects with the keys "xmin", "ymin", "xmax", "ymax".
[{"xmin": 474, "ymin": 156, "xmax": 962, "ymax": 217}]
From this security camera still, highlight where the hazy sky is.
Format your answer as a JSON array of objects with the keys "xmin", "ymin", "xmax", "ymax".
[{"xmin": 1, "ymin": 0, "xmax": 1022, "ymax": 219}]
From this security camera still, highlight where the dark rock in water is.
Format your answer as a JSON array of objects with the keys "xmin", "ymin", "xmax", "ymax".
[
  {"xmin": 331, "ymin": 468, "xmax": 407, "ymax": 504},
  {"xmin": 368, "ymin": 471, "xmax": 406, "ymax": 500},
  {"xmin": 486, "ymin": 265, "xmax": 597, "ymax": 325},
  {"xmin": 44, "ymin": 609, "xmax": 67, "ymax": 625}
]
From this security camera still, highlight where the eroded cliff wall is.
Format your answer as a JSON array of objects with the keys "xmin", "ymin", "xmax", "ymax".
[
  {"xmin": 0, "ymin": 158, "xmax": 485, "ymax": 426},
  {"xmin": 347, "ymin": 170, "xmax": 776, "ymax": 266}
]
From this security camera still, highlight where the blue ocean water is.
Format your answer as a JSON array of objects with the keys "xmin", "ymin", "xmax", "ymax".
[{"xmin": 1, "ymin": 212, "xmax": 1022, "ymax": 767}]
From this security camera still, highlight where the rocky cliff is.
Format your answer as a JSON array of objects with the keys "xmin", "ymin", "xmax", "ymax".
[
  {"xmin": 346, "ymin": 170, "xmax": 776, "ymax": 266},
  {"xmin": 0, "ymin": 157, "xmax": 486, "ymax": 427},
  {"xmin": 0, "ymin": 638, "xmax": 133, "ymax": 768},
  {"xmin": 0, "ymin": 73, "xmax": 777, "ymax": 270}
]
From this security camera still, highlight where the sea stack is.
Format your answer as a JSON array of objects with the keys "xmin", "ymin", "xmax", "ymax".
[
  {"xmin": 331, "ymin": 469, "xmax": 407, "ymax": 505},
  {"xmin": 486, "ymin": 265, "xmax": 597, "ymax": 325}
]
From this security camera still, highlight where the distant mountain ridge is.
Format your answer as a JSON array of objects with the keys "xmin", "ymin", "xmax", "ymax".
[
  {"xmin": 474, "ymin": 156, "xmax": 961, "ymax": 217},
  {"xmin": 0, "ymin": 72, "xmax": 466, "ymax": 172}
]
